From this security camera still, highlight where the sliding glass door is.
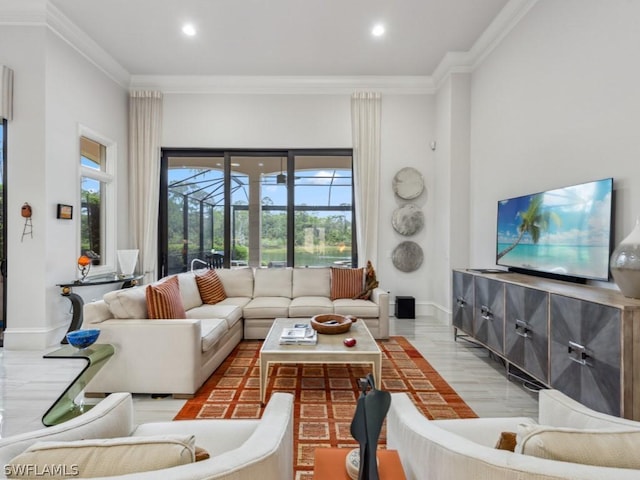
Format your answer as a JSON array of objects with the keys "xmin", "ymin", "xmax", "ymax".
[{"xmin": 159, "ymin": 149, "xmax": 354, "ymax": 277}]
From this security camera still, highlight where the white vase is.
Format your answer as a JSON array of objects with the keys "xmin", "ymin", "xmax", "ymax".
[
  {"xmin": 610, "ymin": 219, "xmax": 640, "ymax": 299},
  {"xmin": 117, "ymin": 249, "xmax": 139, "ymax": 276}
]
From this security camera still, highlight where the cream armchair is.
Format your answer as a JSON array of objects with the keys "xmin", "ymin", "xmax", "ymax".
[
  {"xmin": 0, "ymin": 392, "xmax": 294, "ymax": 480},
  {"xmin": 387, "ymin": 389, "xmax": 640, "ymax": 480}
]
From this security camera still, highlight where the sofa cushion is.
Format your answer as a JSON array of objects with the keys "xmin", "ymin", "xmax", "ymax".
[
  {"xmin": 243, "ymin": 297, "xmax": 291, "ymax": 319},
  {"xmin": 333, "ymin": 298, "xmax": 379, "ymax": 318},
  {"xmin": 516, "ymin": 423, "xmax": 640, "ymax": 468},
  {"xmin": 6, "ymin": 435, "xmax": 195, "ymax": 478},
  {"xmin": 292, "ymin": 268, "xmax": 330, "ymax": 298},
  {"xmin": 254, "ymin": 268, "xmax": 292, "ymax": 298},
  {"xmin": 195, "ymin": 269, "xmax": 227, "ymax": 304},
  {"xmin": 177, "ymin": 272, "xmax": 204, "ymax": 310},
  {"xmin": 200, "ymin": 318, "xmax": 230, "ymax": 352},
  {"xmin": 217, "ymin": 297, "xmax": 252, "ymax": 309},
  {"xmin": 330, "ymin": 267, "xmax": 364, "ymax": 300},
  {"xmin": 188, "ymin": 304, "xmax": 243, "ymax": 330},
  {"xmin": 103, "ymin": 287, "xmax": 147, "ymax": 319},
  {"xmin": 146, "ymin": 276, "xmax": 187, "ymax": 319},
  {"xmin": 289, "ymin": 296, "xmax": 334, "ymax": 317},
  {"xmin": 216, "ymin": 268, "xmax": 254, "ymax": 298}
]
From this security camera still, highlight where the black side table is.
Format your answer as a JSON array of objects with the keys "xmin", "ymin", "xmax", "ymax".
[{"xmin": 57, "ymin": 275, "xmax": 142, "ymax": 344}]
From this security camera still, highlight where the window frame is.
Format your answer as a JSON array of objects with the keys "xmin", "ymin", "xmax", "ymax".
[
  {"xmin": 77, "ymin": 125, "xmax": 117, "ymax": 277},
  {"xmin": 159, "ymin": 148, "xmax": 355, "ymax": 277}
]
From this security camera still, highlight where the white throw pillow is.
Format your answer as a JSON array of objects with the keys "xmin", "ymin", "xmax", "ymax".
[
  {"xmin": 516, "ymin": 423, "xmax": 640, "ymax": 468},
  {"xmin": 103, "ymin": 287, "xmax": 147, "ymax": 319},
  {"xmin": 6, "ymin": 434, "xmax": 195, "ymax": 478}
]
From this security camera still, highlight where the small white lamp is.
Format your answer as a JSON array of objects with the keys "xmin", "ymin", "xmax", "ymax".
[{"xmin": 117, "ymin": 249, "xmax": 139, "ymax": 277}]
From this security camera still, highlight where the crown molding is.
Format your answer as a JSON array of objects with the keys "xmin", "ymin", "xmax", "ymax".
[
  {"xmin": 1, "ymin": 0, "xmax": 537, "ymax": 95},
  {"xmin": 432, "ymin": 0, "xmax": 538, "ymax": 89},
  {"xmin": 129, "ymin": 75, "xmax": 436, "ymax": 95},
  {"xmin": 45, "ymin": 3, "xmax": 130, "ymax": 88},
  {"xmin": 0, "ymin": 0, "xmax": 130, "ymax": 88}
]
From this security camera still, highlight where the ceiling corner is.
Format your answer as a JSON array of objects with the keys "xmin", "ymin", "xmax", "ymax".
[
  {"xmin": 45, "ymin": 0, "xmax": 130, "ymax": 88},
  {"xmin": 432, "ymin": 0, "xmax": 538, "ymax": 89}
]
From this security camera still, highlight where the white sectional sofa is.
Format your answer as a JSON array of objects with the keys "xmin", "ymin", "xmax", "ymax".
[{"xmin": 83, "ymin": 267, "xmax": 389, "ymax": 396}]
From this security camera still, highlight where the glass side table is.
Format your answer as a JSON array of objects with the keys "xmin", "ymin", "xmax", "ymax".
[{"xmin": 42, "ymin": 344, "xmax": 114, "ymax": 426}]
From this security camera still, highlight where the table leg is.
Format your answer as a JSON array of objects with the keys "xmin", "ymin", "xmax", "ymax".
[
  {"xmin": 60, "ymin": 292, "xmax": 84, "ymax": 344},
  {"xmin": 373, "ymin": 356, "xmax": 382, "ymax": 390},
  {"xmin": 260, "ymin": 355, "xmax": 267, "ymax": 405}
]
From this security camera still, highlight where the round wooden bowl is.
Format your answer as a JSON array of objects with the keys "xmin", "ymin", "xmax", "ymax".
[{"xmin": 310, "ymin": 314, "xmax": 352, "ymax": 334}]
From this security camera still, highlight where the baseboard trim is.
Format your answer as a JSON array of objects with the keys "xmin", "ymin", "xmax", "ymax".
[{"xmin": 3, "ymin": 324, "xmax": 68, "ymax": 350}]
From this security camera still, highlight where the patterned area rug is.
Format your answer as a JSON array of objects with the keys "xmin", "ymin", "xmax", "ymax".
[{"xmin": 174, "ymin": 336, "xmax": 477, "ymax": 479}]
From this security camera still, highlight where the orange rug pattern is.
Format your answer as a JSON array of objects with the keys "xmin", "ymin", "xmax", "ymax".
[{"xmin": 175, "ymin": 336, "xmax": 477, "ymax": 479}]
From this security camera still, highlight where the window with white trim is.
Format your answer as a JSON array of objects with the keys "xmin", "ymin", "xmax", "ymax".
[{"xmin": 79, "ymin": 130, "xmax": 116, "ymax": 274}]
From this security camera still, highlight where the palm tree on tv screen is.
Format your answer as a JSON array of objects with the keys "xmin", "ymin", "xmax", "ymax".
[{"xmin": 497, "ymin": 194, "xmax": 561, "ymax": 260}]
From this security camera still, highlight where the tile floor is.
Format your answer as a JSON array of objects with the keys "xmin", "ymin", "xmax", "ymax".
[{"xmin": 0, "ymin": 314, "xmax": 539, "ymax": 438}]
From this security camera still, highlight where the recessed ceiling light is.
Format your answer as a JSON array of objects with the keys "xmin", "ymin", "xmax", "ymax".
[
  {"xmin": 372, "ymin": 24, "xmax": 385, "ymax": 37},
  {"xmin": 182, "ymin": 24, "xmax": 197, "ymax": 37}
]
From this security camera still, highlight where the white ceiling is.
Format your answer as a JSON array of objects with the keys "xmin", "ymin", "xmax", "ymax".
[{"xmin": 47, "ymin": 0, "xmax": 510, "ymax": 77}]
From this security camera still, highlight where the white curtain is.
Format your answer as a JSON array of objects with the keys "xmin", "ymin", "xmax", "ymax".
[
  {"xmin": 1, "ymin": 65, "xmax": 14, "ymax": 121},
  {"xmin": 129, "ymin": 91, "xmax": 163, "ymax": 284},
  {"xmin": 351, "ymin": 92, "xmax": 381, "ymax": 268}
]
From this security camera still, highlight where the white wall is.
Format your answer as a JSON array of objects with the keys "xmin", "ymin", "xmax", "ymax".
[
  {"xmin": 1, "ymin": 25, "xmax": 128, "ymax": 348},
  {"xmin": 163, "ymin": 92, "xmax": 435, "ymax": 310},
  {"xmin": 433, "ymin": 73, "xmax": 471, "ymax": 315},
  {"xmin": 468, "ymin": 0, "xmax": 640, "ymax": 288}
]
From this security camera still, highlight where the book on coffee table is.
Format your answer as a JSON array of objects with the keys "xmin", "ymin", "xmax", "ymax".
[{"xmin": 279, "ymin": 325, "xmax": 317, "ymax": 345}]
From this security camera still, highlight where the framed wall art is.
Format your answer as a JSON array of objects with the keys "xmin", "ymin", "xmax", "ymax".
[{"xmin": 57, "ymin": 204, "xmax": 73, "ymax": 220}]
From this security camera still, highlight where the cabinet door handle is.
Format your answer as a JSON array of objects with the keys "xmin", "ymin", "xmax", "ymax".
[
  {"xmin": 480, "ymin": 305, "xmax": 493, "ymax": 320},
  {"xmin": 514, "ymin": 319, "xmax": 530, "ymax": 338},
  {"xmin": 456, "ymin": 296, "xmax": 466, "ymax": 307},
  {"xmin": 568, "ymin": 340, "xmax": 589, "ymax": 366}
]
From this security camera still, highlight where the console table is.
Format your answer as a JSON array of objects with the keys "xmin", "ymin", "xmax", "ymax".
[
  {"xmin": 57, "ymin": 275, "xmax": 142, "ymax": 344},
  {"xmin": 42, "ymin": 344, "xmax": 114, "ymax": 426},
  {"xmin": 452, "ymin": 269, "xmax": 640, "ymax": 419}
]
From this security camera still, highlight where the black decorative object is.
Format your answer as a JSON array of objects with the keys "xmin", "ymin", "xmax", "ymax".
[{"xmin": 349, "ymin": 373, "xmax": 391, "ymax": 480}]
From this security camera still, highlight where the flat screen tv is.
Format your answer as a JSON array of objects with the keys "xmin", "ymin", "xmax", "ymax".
[{"xmin": 496, "ymin": 178, "xmax": 614, "ymax": 282}]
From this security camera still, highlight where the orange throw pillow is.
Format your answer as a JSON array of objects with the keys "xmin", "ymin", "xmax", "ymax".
[
  {"xmin": 145, "ymin": 275, "xmax": 187, "ymax": 319},
  {"xmin": 330, "ymin": 267, "xmax": 364, "ymax": 300},
  {"xmin": 195, "ymin": 269, "xmax": 227, "ymax": 304},
  {"xmin": 495, "ymin": 432, "xmax": 517, "ymax": 452}
]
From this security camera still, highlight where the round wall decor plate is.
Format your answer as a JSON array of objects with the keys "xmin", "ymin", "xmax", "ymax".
[
  {"xmin": 392, "ymin": 204, "xmax": 424, "ymax": 236},
  {"xmin": 392, "ymin": 167, "xmax": 424, "ymax": 200},
  {"xmin": 392, "ymin": 241, "xmax": 424, "ymax": 272}
]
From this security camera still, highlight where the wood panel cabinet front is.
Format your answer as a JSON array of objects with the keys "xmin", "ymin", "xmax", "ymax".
[
  {"xmin": 550, "ymin": 294, "xmax": 622, "ymax": 416},
  {"xmin": 473, "ymin": 277, "xmax": 504, "ymax": 354}
]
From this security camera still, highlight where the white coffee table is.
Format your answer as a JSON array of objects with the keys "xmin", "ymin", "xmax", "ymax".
[{"xmin": 260, "ymin": 318, "xmax": 382, "ymax": 404}]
